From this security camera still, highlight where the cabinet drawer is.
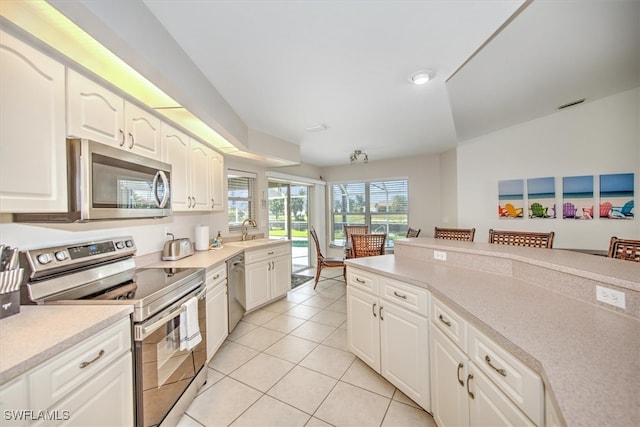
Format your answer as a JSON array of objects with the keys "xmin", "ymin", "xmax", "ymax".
[
  {"xmin": 207, "ymin": 263, "xmax": 227, "ymax": 288},
  {"xmin": 380, "ymin": 277, "xmax": 429, "ymax": 315},
  {"xmin": 432, "ymin": 297, "xmax": 467, "ymax": 352},
  {"xmin": 467, "ymin": 325, "xmax": 543, "ymax": 425},
  {"xmin": 347, "ymin": 268, "xmax": 379, "ymax": 293},
  {"xmin": 29, "ymin": 318, "xmax": 131, "ymax": 410},
  {"xmin": 245, "ymin": 244, "xmax": 290, "ymax": 264}
]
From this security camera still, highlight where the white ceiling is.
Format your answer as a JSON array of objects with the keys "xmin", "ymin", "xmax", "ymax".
[{"xmin": 48, "ymin": 0, "xmax": 640, "ymax": 167}]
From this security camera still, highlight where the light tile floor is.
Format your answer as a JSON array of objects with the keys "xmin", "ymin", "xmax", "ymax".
[{"xmin": 178, "ymin": 268, "xmax": 437, "ymax": 427}]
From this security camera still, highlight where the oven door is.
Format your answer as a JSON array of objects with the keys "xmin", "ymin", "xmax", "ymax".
[{"xmin": 133, "ymin": 288, "xmax": 207, "ymax": 427}]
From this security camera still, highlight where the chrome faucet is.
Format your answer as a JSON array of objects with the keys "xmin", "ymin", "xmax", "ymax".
[{"xmin": 241, "ymin": 218, "xmax": 257, "ymax": 241}]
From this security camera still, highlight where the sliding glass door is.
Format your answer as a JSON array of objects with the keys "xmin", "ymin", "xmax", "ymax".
[{"xmin": 268, "ymin": 181, "xmax": 310, "ymax": 272}]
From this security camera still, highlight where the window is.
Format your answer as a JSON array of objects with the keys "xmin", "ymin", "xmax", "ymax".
[
  {"xmin": 228, "ymin": 170, "xmax": 257, "ymax": 232},
  {"xmin": 330, "ymin": 179, "xmax": 409, "ymax": 247}
]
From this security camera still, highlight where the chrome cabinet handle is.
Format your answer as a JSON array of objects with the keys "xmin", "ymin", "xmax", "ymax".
[
  {"xmin": 191, "ymin": 196, "xmax": 196, "ymax": 207},
  {"xmin": 393, "ymin": 291, "xmax": 407, "ymax": 299},
  {"xmin": 457, "ymin": 362, "xmax": 464, "ymax": 386},
  {"xmin": 128, "ymin": 132, "xmax": 134, "ymax": 149},
  {"xmin": 379, "ymin": 306, "xmax": 384, "ymax": 320},
  {"xmin": 119, "ymin": 129, "xmax": 125, "ymax": 146},
  {"xmin": 268, "ymin": 251, "xmax": 274, "ymax": 255},
  {"xmin": 187, "ymin": 196, "xmax": 192, "ymax": 208},
  {"xmin": 268, "ymin": 262, "xmax": 271, "ymax": 271},
  {"xmin": 372, "ymin": 303, "xmax": 377, "ymax": 317},
  {"xmin": 485, "ymin": 355, "xmax": 507, "ymax": 377},
  {"xmin": 467, "ymin": 373, "xmax": 474, "ymax": 399},
  {"xmin": 80, "ymin": 349, "xmax": 105, "ymax": 369},
  {"xmin": 439, "ymin": 314, "xmax": 452, "ymax": 327},
  {"xmin": 211, "ymin": 198, "xmax": 215, "ymax": 208},
  {"xmin": 212, "ymin": 274, "xmax": 220, "ymax": 280},
  {"xmin": 356, "ymin": 278, "xmax": 365, "ymax": 284}
]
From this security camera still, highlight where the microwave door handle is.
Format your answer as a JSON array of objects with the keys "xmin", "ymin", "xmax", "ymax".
[{"xmin": 153, "ymin": 170, "xmax": 170, "ymax": 208}]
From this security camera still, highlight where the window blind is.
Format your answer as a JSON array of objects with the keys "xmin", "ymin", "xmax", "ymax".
[{"xmin": 228, "ymin": 170, "xmax": 257, "ymax": 232}]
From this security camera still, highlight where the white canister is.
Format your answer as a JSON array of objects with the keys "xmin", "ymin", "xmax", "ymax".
[{"xmin": 194, "ymin": 225, "xmax": 210, "ymax": 251}]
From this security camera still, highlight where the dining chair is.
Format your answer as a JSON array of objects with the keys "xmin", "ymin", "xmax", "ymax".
[
  {"xmin": 488, "ymin": 229, "xmax": 554, "ymax": 249},
  {"xmin": 309, "ymin": 227, "xmax": 346, "ymax": 289},
  {"xmin": 351, "ymin": 233, "xmax": 387, "ymax": 258},
  {"xmin": 343, "ymin": 225, "xmax": 369, "ymax": 258},
  {"xmin": 434, "ymin": 227, "xmax": 476, "ymax": 242},
  {"xmin": 607, "ymin": 236, "xmax": 640, "ymax": 262},
  {"xmin": 406, "ymin": 227, "xmax": 421, "ymax": 238}
]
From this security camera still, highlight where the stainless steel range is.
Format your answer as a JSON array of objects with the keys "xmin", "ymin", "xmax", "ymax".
[{"xmin": 20, "ymin": 237, "xmax": 207, "ymax": 427}]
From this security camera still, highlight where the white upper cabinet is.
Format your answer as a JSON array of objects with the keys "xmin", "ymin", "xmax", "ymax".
[
  {"xmin": 209, "ymin": 149, "xmax": 225, "ymax": 211},
  {"xmin": 67, "ymin": 69, "xmax": 161, "ymax": 160},
  {"xmin": 0, "ymin": 30, "xmax": 67, "ymax": 212}
]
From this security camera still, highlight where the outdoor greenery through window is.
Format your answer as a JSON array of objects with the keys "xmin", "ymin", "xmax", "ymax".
[
  {"xmin": 228, "ymin": 170, "xmax": 256, "ymax": 233},
  {"xmin": 331, "ymin": 179, "xmax": 409, "ymax": 248}
]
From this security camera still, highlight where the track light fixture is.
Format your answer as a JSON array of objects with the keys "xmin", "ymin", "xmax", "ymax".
[{"xmin": 350, "ymin": 150, "xmax": 368, "ymax": 164}]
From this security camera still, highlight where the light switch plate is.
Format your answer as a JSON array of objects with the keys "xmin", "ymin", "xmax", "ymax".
[{"xmin": 596, "ymin": 285, "xmax": 626, "ymax": 309}]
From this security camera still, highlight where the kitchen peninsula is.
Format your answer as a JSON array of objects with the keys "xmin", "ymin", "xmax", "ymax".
[{"xmin": 345, "ymin": 238, "xmax": 639, "ymax": 427}]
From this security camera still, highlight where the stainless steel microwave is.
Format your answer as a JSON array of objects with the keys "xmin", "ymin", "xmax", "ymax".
[{"xmin": 15, "ymin": 139, "xmax": 171, "ymax": 222}]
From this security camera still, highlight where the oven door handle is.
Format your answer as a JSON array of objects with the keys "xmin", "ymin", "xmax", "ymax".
[{"xmin": 141, "ymin": 306, "xmax": 186, "ymax": 338}]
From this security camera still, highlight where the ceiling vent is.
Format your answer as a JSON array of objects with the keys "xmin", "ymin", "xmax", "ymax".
[
  {"xmin": 558, "ymin": 99, "xmax": 586, "ymax": 110},
  {"xmin": 305, "ymin": 123, "xmax": 329, "ymax": 133}
]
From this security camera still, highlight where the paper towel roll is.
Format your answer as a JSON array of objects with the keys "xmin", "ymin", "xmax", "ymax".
[{"xmin": 195, "ymin": 225, "xmax": 209, "ymax": 251}]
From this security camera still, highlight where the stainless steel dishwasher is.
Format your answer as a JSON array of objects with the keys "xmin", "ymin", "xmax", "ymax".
[{"xmin": 226, "ymin": 253, "xmax": 246, "ymax": 333}]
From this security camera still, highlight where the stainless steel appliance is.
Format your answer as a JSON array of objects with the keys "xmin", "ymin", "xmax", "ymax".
[
  {"xmin": 226, "ymin": 253, "xmax": 246, "ymax": 333},
  {"xmin": 15, "ymin": 139, "xmax": 171, "ymax": 222},
  {"xmin": 20, "ymin": 237, "xmax": 206, "ymax": 427}
]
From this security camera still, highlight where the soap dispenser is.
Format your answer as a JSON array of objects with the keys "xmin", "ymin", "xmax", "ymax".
[{"xmin": 216, "ymin": 231, "xmax": 223, "ymax": 247}]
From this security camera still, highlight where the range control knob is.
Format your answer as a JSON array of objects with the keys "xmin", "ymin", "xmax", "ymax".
[
  {"xmin": 116, "ymin": 241, "xmax": 125, "ymax": 249},
  {"xmin": 125, "ymin": 240, "xmax": 134, "ymax": 248},
  {"xmin": 55, "ymin": 251, "xmax": 69, "ymax": 261},
  {"xmin": 37, "ymin": 253, "xmax": 53, "ymax": 265}
]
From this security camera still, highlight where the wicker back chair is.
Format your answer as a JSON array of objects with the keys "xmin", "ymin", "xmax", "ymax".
[
  {"xmin": 351, "ymin": 233, "xmax": 387, "ymax": 258},
  {"xmin": 309, "ymin": 227, "xmax": 345, "ymax": 288},
  {"xmin": 488, "ymin": 229, "xmax": 554, "ymax": 249},
  {"xmin": 406, "ymin": 227, "xmax": 421, "ymax": 238},
  {"xmin": 434, "ymin": 227, "xmax": 476, "ymax": 242},
  {"xmin": 344, "ymin": 225, "xmax": 369, "ymax": 258},
  {"xmin": 608, "ymin": 236, "xmax": 640, "ymax": 262}
]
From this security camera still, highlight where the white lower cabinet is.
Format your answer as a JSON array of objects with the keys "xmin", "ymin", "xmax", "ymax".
[
  {"xmin": 244, "ymin": 244, "xmax": 292, "ymax": 311},
  {"xmin": 430, "ymin": 297, "xmax": 543, "ymax": 427},
  {"xmin": 206, "ymin": 264, "xmax": 228, "ymax": 362},
  {"xmin": 0, "ymin": 317, "xmax": 134, "ymax": 426},
  {"xmin": 346, "ymin": 268, "xmax": 430, "ymax": 411}
]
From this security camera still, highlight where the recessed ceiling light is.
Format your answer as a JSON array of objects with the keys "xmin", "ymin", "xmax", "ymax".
[{"xmin": 409, "ymin": 70, "xmax": 434, "ymax": 85}]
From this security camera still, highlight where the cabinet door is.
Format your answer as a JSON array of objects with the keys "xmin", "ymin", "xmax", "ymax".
[
  {"xmin": 189, "ymin": 141, "xmax": 211, "ymax": 211},
  {"xmin": 380, "ymin": 301, "xmax": 430, "ymax": 411},
  {"xmin": 33, "ymin": 352, "xmax": 134, "ymax": 427},
  {"xmin": 431, "ymin": 326, "xmax": 470, "ymax": 427},
  {"xmin": 67, "ymin": 69, "xmax": 124, "ymax": 146},
  {"xmin": 346, "ymin": 286, "xmax": 380, "ymax": 371},
  {"xmin": 245, "ymin": 261, "xmax": 271, "ymax": 311},
  {"xmin": 209, "ymin": 149, "xmax": 225, "ymax": 211},
  {"xmin": 162, "ymin": 123, "xmax": 191, "ymax": 210},
  {"xmin": 124, "ymin": 101, "xmax": 161, "ymax": 160},
  {"xmin": 206, "ymin": 282, "xmax": 228, "ymax": 361},
  {"xmin": 468, "ymin": 365, "xmax": 536, "ymax": 427},
  {"xmin": 270, "ymin": 255, "xmax": 291, "ymax": 299},
  {"xmin": 0, "ymin": 30, "xmax": 67, "ymax": 212}
]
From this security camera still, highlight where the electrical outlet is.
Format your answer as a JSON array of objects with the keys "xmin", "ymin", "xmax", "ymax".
[
  {"xmin": 434, "ymin": 250, "xmax": 447, "ymax": 261},
  {"xmin": 596, "ymin": 285, "xmax": 626, "ymax": 309}
]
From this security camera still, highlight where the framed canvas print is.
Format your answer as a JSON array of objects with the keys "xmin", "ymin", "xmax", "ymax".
[
  {"xmin": 527, "ymin": 177, "xmax": 556, "ymax": 219},
  {"xmin": 498, "ymin": 179, "xmax": 524, "ymax": 219},
  {"xmin": 562, "ymin": 175, "xmax": 593, "ymax": 220},
  {"xmin": 599, "ymin": 173, "xmax": 634, "ymax": 219}
]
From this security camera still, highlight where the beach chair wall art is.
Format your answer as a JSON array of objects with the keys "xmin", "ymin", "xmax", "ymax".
[
  {"xmin": 600, "ymin": 173, "xmax": 634, "ymax": 219},
  {"xmin": 498, "ymin": 179, "xmax": 524, "ymax": 219},
  {"xmin": 527, "ymin": 177, "xmax": 555, "ymax": 219},
  {"xmin": 562, "ymin": 175, "xmax": 593, "ymax": 220}
]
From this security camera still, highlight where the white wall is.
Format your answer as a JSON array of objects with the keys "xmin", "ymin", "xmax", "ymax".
[
  {"xmin": 439, "ymin": 148, "xmax": 458, "ymax": 227},
  {"xmin": 457, "ymin": 88, "xmax": 640, "ymax": 250}
]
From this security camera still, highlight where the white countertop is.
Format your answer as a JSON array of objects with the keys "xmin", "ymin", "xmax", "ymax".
[
  {"xmin": 0, "ymin": 305, "xmax": 133, "ymax": 384},
  {"xmin": 346, "ymin": 243, "xmax": 640, "ymax": 427}
]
